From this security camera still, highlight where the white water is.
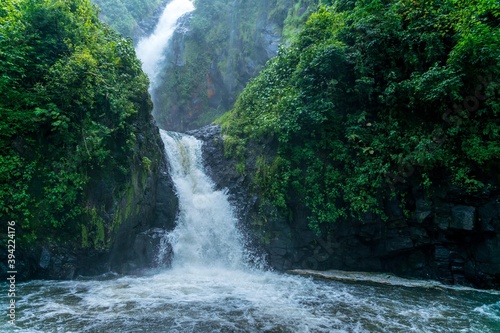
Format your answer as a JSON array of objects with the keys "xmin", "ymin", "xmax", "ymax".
[
  {"xmin": 5, "ymin": 270, "xmax": 500, "ymax": 332},
  {"xmin": 135, "ymin": 0, "xmax": 194, "ymax": 86},
  {"xmin": 160, "ymin": 130, "xmax": 246, "ymax": 268}
]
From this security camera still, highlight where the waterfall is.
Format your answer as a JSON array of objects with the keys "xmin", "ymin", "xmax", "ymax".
[
  {"xmin": 160, "ymin": 130, "xmax": 246, "ymax": 268},
  {"xmin": 135, "ymin": 0, "xmax": 194, "ymax": 87},
  {"xmin": 134, "ymin": 0, "xmax": 247, "ymax": 269}
]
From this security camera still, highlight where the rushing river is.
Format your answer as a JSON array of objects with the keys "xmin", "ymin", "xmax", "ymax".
[
  {"xmin": 2, "ymin": 267, "xmax": 500, "ymax": 332},
  {"xmin": 2, "ymin": 0, "xmax": 499, "ymax": 332}
]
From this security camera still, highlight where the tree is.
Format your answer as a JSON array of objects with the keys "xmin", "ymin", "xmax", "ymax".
[{"xmin": 0, "ymin": 0, "xmax": 152, "ymax": 243}]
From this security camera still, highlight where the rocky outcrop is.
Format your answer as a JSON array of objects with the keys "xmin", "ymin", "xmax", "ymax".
[
  {"xmin": 106, "ymin": 136, "xmax": 178, "ymax": 275},
  {"xmin": 92, "ymin": 0, "xmax": 169, "ymax": 41},
  {"xmin": 188, "ymin": 125, "xmax": 252, "ymax": 210},
  {"xmin": 193, "ymin": 124, "xmax": 500, "ymax": 289},
  {"xmin": 0, "ymin": 0, "xmax": 180, "ymax": 282}
]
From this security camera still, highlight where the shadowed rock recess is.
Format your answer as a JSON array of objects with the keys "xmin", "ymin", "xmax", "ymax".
[{"xmin": 191, "ymin": 124, "xmax": 500, "ymax": 289}]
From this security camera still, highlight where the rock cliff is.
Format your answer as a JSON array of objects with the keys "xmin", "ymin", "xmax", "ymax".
[
  {"xmin": 0, "ymin": 0, "xmax": 180, "ymax": 282},
  {"xmin": 153, "ymin": 0, "xmax": 313, "ymax": 131}
]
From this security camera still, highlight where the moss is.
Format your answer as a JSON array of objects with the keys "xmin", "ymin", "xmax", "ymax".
[
  {"xmin": 86, "ymin": 207, "xmax": 108, "ymax": 250},
  {"xmin": 92, "ymin": 0, "xmax": 165, "ymax": 38},
  {"xmin": 235, "ymin": 161, "xmax": 246, "ymax": 174},
  {"xmin": 124, "ymin": 185, "xmax": 135, "ymax": 219},
  {"xmin": 94, "ymin": 218, "xmax": 106, "ymax": 249},
  {"xmin": 81, "ymin": 225, "xmax": 89, "ymax": 248},
  {"xmin": 282, "ymin": 0, "xmax": 318, "ymax": 42},
  {"xmin": 221, "ymin": 135, "xmax": 246, "ymax": 160},
  {"xmin": 142, "ymin": 156, "xmax": 152, "ymax": 172},
  {"xmin": 154, "ymin": 0, "xmax": 324, "ymax": 131},
  {"xmin": 94, "ymin": 219, "xmax": 109, "ymax": 249},
  {"xmin": 110, "ymin": 206, "xmax": 123, "ymax": 234}
]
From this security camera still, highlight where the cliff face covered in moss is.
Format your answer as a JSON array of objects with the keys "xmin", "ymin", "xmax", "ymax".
[
  {"xmin": 152, "ymin": 0, "xmax": 324, "ymax": 131},
  {"xmin": 92, "ymin": 0, "xmax": 167, "ymax": 39},
  {"xmin": 90, "ymin": 0, "xmax": 330, "ymax": 131},
  {"xmin": 0, "ymin": 0, "xmax": 177, "ymax": 279}
]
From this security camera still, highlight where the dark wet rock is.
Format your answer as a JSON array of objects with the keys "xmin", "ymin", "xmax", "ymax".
[
  {"xmin": 5, "ymin": 124, "xmax": 179, "ymax": 281},
  {"xmin": 39, "ymin": 248, "xmax": 51, "ymax": 269},
  {"xmin": 108, "ymin": 146, "xmax": 178, "ymax": 275},
  {"xmin": 26, "ymin": 246, "xmax": 81, "ymax": 280},
  {"xmin": 125, "ymin": 228, "xmax": 172, "ymax": 273},
  {"xmin": 478, "ymin": 201, "xmax": 500, "ymax": 232},
  {"xmin": 262, "ymin": 23, "xmax": 281, "ymax": 58},
  {"xmin": 450, "ymin": 205, "xmax": 476, "ymax": 230}
]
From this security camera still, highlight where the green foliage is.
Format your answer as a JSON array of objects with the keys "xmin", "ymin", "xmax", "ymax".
[
  {"xmin": 142, "ymin": 156, "xmax": 152, "ymax": 172},
  {"xmin": 221, "ymin": 0, "xmax": 500, "ymax": 232},
  {"xmin": 0, "ymin": 0, "xmax": 153, "ymax": 244},
  {"xmin": 281, "ymin": 0, "xmax": 319, "ymax": 42},
  {"xmin": 92, "ymin": 0, "xmax": 164, "ymax": 38}
]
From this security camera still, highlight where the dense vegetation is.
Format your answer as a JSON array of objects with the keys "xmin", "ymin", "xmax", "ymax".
[
  {"xmin": 92, "ymin": 0, "xmax": 164, "ymax": 38},
  {"xmin": 89, "ymin": 0, "xmax": 334, "ymax": 132},
  {"xmin": 0, "ymin": 0, "xmax": 157, "ymax": 245},
  {"xmin": 220, "ymin": 0, "xmax": 500, "ymax": 233}
]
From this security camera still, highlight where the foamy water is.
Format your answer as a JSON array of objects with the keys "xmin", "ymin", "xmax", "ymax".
[
  {"xmin": 135, "ymin": 0, "xmax": 194, "ymax": 86},
  {"xmin": 4, "ymin": 268, "xmax": 499, "ymax": 332},
  {"xmin": 160, "ymin": 131, "xmax": 247, "ymax": 269}
]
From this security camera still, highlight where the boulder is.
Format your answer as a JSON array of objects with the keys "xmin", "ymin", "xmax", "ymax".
[{"xmin": 450, "ymin": 205, "xmax": 476, "ymax": 230}]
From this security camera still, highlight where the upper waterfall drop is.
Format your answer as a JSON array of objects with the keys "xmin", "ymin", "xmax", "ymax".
[{"xmin": 135, "ymin": 0, "xmax": 195, "ymax": 86}]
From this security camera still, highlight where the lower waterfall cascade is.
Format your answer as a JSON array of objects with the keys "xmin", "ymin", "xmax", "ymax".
[{"xmin": 159, "ymin": 130, "xmax": 247, "ymax": 269}]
